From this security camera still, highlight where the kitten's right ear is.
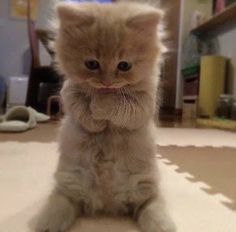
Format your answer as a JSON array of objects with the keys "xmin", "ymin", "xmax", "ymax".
[
  {"xmin": 57, "ymin": 3, "xmax": 94, "ymax": 27},
  {"xmin": 126, "ymin": 8, "xmax": 163, "ymax": 35}
]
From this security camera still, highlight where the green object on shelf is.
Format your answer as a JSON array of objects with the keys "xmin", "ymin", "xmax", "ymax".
[
  {"xmin": 226, "ymin": 0, "xmax": 236, "ymax": 6},
  {"xmin": 182, "ymin": 65, "xmax": 200, "ymax": 78}
]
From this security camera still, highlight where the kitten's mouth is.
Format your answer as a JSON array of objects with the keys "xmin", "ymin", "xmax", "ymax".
[{"xmin": 97, "ymin": 88, "xmax": 118, "ymax": 94}]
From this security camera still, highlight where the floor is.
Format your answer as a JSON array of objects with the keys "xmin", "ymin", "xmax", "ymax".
[
  {"xmin": 0, "ymin": 122, "xmax": 236, "ymax": 232},
  {"xmin": 0, "ymin": 121, "xmax": 59, "ymax": 143}
]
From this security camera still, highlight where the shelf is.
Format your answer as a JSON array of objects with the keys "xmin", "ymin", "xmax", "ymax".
[
  {"xmin": 191, "ymin": 2, "xmax": 236, "ymax": 34},
  {"xmin": 183, "ymin": 95, "xmax": 198, "ymax": 100},
  {"xmin": 197, "ymin": 118, "xmax": 236, "ymax": 131}
]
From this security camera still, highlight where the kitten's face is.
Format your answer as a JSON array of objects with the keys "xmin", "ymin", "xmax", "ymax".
[{"xmin": 56, "ymin": 3, "xmax": 163, "ymax": 91}]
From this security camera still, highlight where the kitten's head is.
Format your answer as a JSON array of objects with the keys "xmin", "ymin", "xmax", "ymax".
[{"xmin": 56, "ymin": 2, "xmax": 164, "ymax": 91}]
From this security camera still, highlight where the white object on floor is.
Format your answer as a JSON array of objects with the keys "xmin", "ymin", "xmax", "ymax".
[
  {"xmin": 155, "ymin": 127, "xmax": 236, "ymax": 148},
  {"xmin": 7, "ymin": 76, "xmax": 28, "ymax": 108},
  {"xmin": 0, "ymin": 142, "xmax": 236, "ymax": 232},
  {"xmin": 28, "ymin": 107, "xmax": 50, "ymax": 122},
  {"xmin": 0, "ymin": 106, "xmax": 36, "ymax": 132}
]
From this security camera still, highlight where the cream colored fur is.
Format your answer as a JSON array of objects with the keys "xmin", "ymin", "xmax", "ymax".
[{"xmin": 35, "ymin": 2, "xmax": 175, "ymax": 232}]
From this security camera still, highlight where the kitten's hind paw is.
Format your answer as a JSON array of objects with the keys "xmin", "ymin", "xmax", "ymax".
[
  {"xmin": 35, "ymin": 193, "xmax": 77, "ymax": 232},
  {"xmin": 137, "ymin": 199, "xmax": 176, "ymax": 232}
]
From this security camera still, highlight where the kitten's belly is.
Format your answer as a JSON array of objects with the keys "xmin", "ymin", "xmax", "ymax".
[
  {"xmin": 90, "ymin": 151, "xmax": 117, "ymax": 210},
  {"xmin": 57, "ymin": 124, "xmax": 157, "ymax": 215},
  {"xmin": 81, "ymin": 155, "xmax": 156, "ymax": 215}
]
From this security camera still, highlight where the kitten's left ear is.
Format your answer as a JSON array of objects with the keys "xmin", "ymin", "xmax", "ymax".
[
  {"xmin": 126, "ymin": 8, "xmax": 163, "ymax": 34},
  {"xmin": 57, "ymin": 3, "xmax": 95, "ymax": 27}
]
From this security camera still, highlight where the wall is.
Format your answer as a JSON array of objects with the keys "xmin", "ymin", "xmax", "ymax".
[
  {"xmin": 0, "ymin": 0, "xmax": 60, "ymax": 84},
  {"xmin": 0, "ymin": 0, "xmax": 29, "ymax": 83},
  {"xmin": 37, "ymin": 0, "xmax": 59, "ymax": 30}
]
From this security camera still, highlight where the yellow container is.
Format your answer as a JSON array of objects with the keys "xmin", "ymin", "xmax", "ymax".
[{"xmin": 198, "ymin": 56, "xmax": 226, "ymax": 117}]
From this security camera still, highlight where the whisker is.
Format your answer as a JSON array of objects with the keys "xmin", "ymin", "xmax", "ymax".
[
  {"xmin": 122, "ymin": 87, "xmax": 136, "ymax": 126},
  {"xmin": 120, "ymin": 88, "xmax": 130, "ymax": 127}
]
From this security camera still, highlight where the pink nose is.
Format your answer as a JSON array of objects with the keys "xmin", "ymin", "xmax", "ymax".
[{"xmin": 102, "ymin": 80, "xmax": 113, "ymax": 87}]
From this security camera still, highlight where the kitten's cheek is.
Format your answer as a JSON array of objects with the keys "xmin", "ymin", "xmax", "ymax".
[{"xmin": 125, "ymin": 75, "xmax": 141, "ymax": 85}]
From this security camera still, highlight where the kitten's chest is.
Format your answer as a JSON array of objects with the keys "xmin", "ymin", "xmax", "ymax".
[{"xmin": 86, "ymin": 130, "xmax": 138, "ymax": 185}]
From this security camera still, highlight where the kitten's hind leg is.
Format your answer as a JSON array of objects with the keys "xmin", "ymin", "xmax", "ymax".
[
  {"xmin": 35, "ymin": 191, "xmax": 78, "ymax": 232},
  {"xmin": 136, "ymin": 198, "xmax": 176, "ymax": 232}
]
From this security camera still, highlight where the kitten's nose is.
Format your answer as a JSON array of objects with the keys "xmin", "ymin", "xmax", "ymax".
[{"xmin": 102, "ymin": 80, "xmax": 113, "ymax": 87}]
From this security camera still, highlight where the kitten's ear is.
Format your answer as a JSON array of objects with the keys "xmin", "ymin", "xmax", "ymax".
[
  {"xmin": 57, "ymin": 3, "xmax": 94, "ymax": 27},
  {"xmin": 126, "ymin": 9, "xmax": 163, "ymax": 34}
]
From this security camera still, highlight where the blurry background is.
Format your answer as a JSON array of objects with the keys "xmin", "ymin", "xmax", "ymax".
[
  {"xmin": 0, "ymin": 1, "xmax": 236, "ymax": 232},
  {"xmin": 0, "ymin": 0, "xmax": 236, "ymax": 130}
]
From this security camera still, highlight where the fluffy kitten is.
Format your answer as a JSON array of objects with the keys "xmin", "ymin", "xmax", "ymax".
[{"xmin": 35, "ymin": 2, "xmax": 175, "ymax": 232}]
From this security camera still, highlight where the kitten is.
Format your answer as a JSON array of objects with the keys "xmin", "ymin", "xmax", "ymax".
[{"xmin": 35, "ymin": 2, "xmax": 175, "ymax": 232}]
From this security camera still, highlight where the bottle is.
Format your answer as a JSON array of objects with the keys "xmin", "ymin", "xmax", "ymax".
[
  {"xmin": 216, "ymin": 94, "xmax": 233, "ymax": 119},
  {"xmin": 231, "ymin": 100, "xmax": 236, "ymax": 120}
]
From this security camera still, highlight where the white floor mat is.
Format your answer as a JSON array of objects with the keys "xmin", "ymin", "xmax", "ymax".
[
  {"xmin": 155, "ymin": 128, "xmax": 236, "ymax": 148},
  {"xmin": 0, "ymin": 141, "xmax": 236, "ymax": 232}
]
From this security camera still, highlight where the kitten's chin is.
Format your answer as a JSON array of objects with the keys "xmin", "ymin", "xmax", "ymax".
[{"xmin": 96, "ymin": 88, "xmax": 119, "ymax": 94}]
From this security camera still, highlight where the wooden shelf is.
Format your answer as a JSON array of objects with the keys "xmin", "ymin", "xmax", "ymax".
[{"xmin": 191, "ymin": 2, "xmax": 236, "ymax": 34}]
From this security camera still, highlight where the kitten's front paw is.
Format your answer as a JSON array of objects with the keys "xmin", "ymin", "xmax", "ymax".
[
  {"xmin": 90, "ymin": 106, "xmax": 106, "ymax": 120},
  {"xmin": 35, "ymin": 194, "xmax": 77, "ymax": 232},
  {"xmin": 90, "ymin": 94, "xmax": 113, "ymax": 120},
  {"xmin": 90, "ymin": 119, "xmax": 108, "ymax": 132}
]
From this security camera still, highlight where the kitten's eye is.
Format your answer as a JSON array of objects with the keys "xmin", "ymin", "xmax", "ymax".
[
  {"xmin": 85, "ymin": 60, "xmax": 100, "ymax": 71},
  {"xmin": 117, "ymin": 61, "xmax": 132, "ymax": 72}
]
